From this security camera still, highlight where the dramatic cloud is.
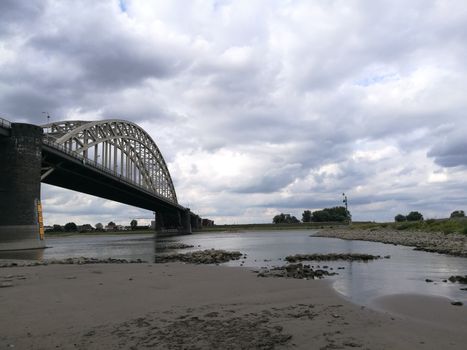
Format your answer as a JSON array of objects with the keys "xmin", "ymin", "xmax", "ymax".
[{"xmin": 1, "ymin": 0, "xmax": 467, "ymax": 224}]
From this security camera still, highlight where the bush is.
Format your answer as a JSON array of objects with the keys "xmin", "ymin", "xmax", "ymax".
[
  {"xmin": 64, "ymin": 222, "xmax": 78, "ymax": 232},
  {"xmin": 394, "ymin": 214, "xmax": 406, "ymax": 222},
  {"xmin": 311, "ymin": 206, "xmax": 350, "ymax": 222},
  {"xmin": 450, "ymin": 210, "xmax": 465, "ymax": 218},
  {"xmin": 406, "ymin": 211, "xmax": 423, "ymax": 221},
  {"xmin": 273, "ymin": 213, "xmax": 300, "ymax": 224}
]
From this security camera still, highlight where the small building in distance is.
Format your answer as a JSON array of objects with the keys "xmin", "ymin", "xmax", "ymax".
[{"xmin": 202, "ymin": 218, "xmax": 214, "ymax": 227}]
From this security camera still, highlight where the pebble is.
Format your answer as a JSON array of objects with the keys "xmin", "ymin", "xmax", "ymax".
[{"xmin": 451, "ymin": 301, "xmax": 463, "ymax": 306}]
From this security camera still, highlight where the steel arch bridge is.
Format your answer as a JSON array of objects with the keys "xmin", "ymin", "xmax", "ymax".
[
  {"xmin": 0, "ymin": 117, "xmax": 201, "ymax": 251},
  {"xmin": 42, "ymin": 119, "xmax": 178, "ymax": 204}
]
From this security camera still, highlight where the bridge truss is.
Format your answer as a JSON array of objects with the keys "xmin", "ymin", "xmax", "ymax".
[{"xmin": 42, "ymin": 120, "xmax": 178, "ymax": 204}]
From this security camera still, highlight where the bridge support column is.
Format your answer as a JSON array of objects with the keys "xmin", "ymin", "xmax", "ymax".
[
  {"xmin": 155, "ymin": 212, "xmax": 165, "ymax": 232},
  {"xmin": 0, "ymin": 123, "xmax": 45, "ymax": 251},
  {"xmin": 181, "ymin": 209, "xmax": 192, "ymax": 234}
]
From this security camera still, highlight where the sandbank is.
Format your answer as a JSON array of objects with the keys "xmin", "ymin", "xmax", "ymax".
[{"xmin": 0, "ymin": 263, "xmax": 466, "ymax": 349}]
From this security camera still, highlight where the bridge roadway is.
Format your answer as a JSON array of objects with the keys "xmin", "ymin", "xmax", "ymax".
[{"xmin": 0, "ymin": 118, "xmax": 201, "ymax": 251}]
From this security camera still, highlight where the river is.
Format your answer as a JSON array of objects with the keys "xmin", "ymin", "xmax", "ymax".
[{"xmin": 1, "ymin": 229, "xmax": 466, "ymax": 306}]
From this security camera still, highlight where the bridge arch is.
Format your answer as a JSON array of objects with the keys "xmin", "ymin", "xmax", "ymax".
[{"xmin": 42, "ymin": 119, "xmax": 178, "ymax": 204}]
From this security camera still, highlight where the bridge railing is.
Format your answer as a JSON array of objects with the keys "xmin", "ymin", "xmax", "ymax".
[
  {"xmin": 0, "ymin": 117, "xmax": 11, "ymax": 129},
  {"xmin": 42, "ymin": 137, "xmax": 178, "ymax": 206}
]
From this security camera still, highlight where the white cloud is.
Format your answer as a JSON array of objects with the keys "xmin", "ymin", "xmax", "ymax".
[{"xmin": 2, "ymin": 0, "xmax": 467, "ymax": 224}]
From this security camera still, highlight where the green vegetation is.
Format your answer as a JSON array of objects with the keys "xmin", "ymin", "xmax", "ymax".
[
  {"xmin": 64, "ymin": 222, "xmax": 77, "ymax": 232},
  {"xmin": 300, "ymin": 206, "xmax": 350, "ymax": 223},
  {"xmin": 450, "ymin": 210, "xmax": 465, "ymax": 218},
  {"xmin": 272, "ymin": 213, "xmax": 300, "ymax": 224},
  {"xmin": 394, "ymin": 211, "xmax": 424, "ymax": 222},
  {"xmin": 348, "ymin": 218, "xmax": 467, "ymax": 235},
  {"xmin": 195, "ymin": 222, "xmax": 346, "ymax": 232}
]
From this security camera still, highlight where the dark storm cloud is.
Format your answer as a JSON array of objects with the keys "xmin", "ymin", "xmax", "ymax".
[
  {"xmin": 428, "ymin": 136, "xmax": 467, "ymax": 168},
  {"xmin": 0, "ymin": 0, "xmax": 45, "ymax": 36}
]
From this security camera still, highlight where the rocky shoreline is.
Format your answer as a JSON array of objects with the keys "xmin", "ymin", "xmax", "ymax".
[
  {"xmin": 0, "ymin": 257, "xmax": 146, "ymax": 268},
  {"xmin": 285, "ymin": 253, "xmax": 386, "ymax": 263},
  {"xmin": 315, "ymin": 228, "xmax": 467, "ymax": 257}
]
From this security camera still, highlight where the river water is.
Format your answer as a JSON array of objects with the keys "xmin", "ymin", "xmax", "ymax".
[{"xmin": 1, "ymin": 229, "xmax": 466, "ymax": 306}]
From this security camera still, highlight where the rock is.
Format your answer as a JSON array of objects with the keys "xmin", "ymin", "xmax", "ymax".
[
  {"xmin": 448, "ymin": 275, "xmax": 467, "ymax": 284},
  {"xmin": 451, "ymin": 301, "xmax": 463, "ymax": 306},
  {"xmin": 425, "ymin": 279, "xmax": 433, "ymax": 283},
  {"xmin": 257, "ymin": 263, "xmax": 337, "ymax": 280},
  {"xmin": 285, "ymin": 253, "xmax": 382, "ymax": 263},
  {"xmin": 154, "ymin": 249, "xmax": 243, "ymax": 264},
  {"xmin": 0, "ymin": 282, "xmax": 13, "ymax": 288}
]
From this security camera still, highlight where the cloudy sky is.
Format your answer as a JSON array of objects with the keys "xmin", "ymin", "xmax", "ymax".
[{"xmin": 1, "ymin": 0, "xmax": 467, "ymax": 225}]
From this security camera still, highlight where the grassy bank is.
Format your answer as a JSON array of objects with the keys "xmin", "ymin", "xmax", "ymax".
[
  {"xmin": 45, "ymin": 230, "xmax": 155, "ymax": 237},
  {"xmin": 346, "ymin": 218, "xmax": 467, "ymax": 235},
  {"xmin": 193, "ymin": 222, "xmax": 347, "ymax": 232}
]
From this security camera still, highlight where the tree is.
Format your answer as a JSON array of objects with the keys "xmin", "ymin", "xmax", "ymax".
[
  {"xmin": 302, "ymin": 210, "xmax": 312, "ymax": 223},
  {"xmin": 406, "ymin": 211, "xmax": 423, "ymax": 221},
  {"xmin": 107, "ymin": 221, "xmax": 116, "ymax": 228},
  {"xmin": 52, "ymin": 224, "xmax": 64, "ymax": 232},
  {"xmin": 450, "ymin": 210, "xmax": 465, "ymax": 218},
  {"xmin": 64, "ymin": 222, "xmax": 78, "ymax": 232},
  {"xmin": 130, "ymin": 219, "xmax": 138, "ymax": 230},
  {"xmin": 394, "ymin": 214, "xmax": 407, "ymax": 222},
  {"xmin": 95, "ymin": 223, "xmax": 104, "ymax": 231},
  {"xmin": 311, "ymin": 206, "xmax": 349, "ymax": 222},
  {"xmin": 273, "ymin": 213, "xmax": 300, "ymax": 224}
]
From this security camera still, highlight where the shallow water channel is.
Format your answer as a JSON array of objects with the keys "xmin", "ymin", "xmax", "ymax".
[{"xmin": 2, "ymin": 229, "xmax": 466, "ymax": 306}]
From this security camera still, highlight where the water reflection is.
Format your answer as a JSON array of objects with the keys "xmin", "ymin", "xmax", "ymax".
[
  {"xmin": 0, "ymin": 230, "xmax": 466, "ymax": 306},
  {"xmin": 0, "ymin": 248, "xmax": 44, "ymax": 260}
]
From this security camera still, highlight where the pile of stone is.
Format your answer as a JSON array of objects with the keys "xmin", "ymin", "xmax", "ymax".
[
  {"xmin": 448, "ymin": 275, "xmax": 467, "ymax": 284},
  {"xmin": 154, "ymin": 249, "xmax": 243, "ymax": 264},
  {"xmin": 316, "ymin": 228, "xmax": 467, "ymax": 257},
  {"xmin": 285, "ymin": 253, "xmax": 384, "ymax": 263},
  {"xmin": 0, "ymin": 257, "xmax": 146, "ymax": 268},
  {"xmin": 257, "ymin": 263, "xmax": 337, "ymax": 279},
  {"xmin": 155, "ymin": 242, "xmax": 194, "ymax": 250}
]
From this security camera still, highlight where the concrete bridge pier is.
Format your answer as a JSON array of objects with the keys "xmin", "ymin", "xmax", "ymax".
[
  {"xmin": 0, "ymin": 123, "xmax": 45, "ymax": 251},
  {"xmin": 181, "ymin": 209, "xmax": 192, "ymax": 234},
  {"xmin": 154, "ymin": 209, "xmax": 192, "ymax": 235}
]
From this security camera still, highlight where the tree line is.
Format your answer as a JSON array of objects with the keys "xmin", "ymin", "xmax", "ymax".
[
  {"xmin": 273, "ymin": 206, "xmax": 351, "ymax": 224},
  {"xmin": 395, "ymin": 210, "xmax": 465, "ymax": 222},
  {"xmin": 46, "ymin": 220, "xmax": 144, "ymax": 233}
]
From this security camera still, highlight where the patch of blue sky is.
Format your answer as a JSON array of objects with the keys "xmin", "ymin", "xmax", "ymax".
[
  {"xmin": 354, "ymin": 73, "xmax": 400, "ymax": 87},
  {"xmin": 118, "ymin": 0, "xmax": 127, "ymax": 12}
]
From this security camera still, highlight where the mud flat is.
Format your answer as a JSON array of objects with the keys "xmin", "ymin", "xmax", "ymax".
[
  {"xmin": 1, "ymin": 262, "xmax": 466, "ymax": 349},
  {"xmin": 315, "ymin": 227, "xmax": 467, "ymax": 257}
]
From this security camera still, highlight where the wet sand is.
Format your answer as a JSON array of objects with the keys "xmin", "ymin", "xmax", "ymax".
[{"xmin": 1, "ymin": 263, "xmax": 466, "ymax": 349}]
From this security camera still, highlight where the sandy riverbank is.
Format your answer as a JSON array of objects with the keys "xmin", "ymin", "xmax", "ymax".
[
  {"xmin": 315, "ymin": 227, "xmax": 467, "ymax": 257},
  {"xmin": 1, "ymin": 263, "xmax": 466, "ymax": 349}
]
